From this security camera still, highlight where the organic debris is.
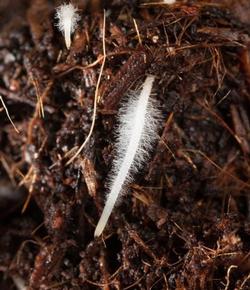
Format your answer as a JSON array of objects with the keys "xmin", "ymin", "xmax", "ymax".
[{"xmin": 0, "ymin": 0, "xmax": 250, "ymax": 289}]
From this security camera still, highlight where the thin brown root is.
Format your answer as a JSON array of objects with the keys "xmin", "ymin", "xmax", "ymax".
[
  {"xmin": 183, "ymin": 149, "xmax": 250, "ymax": 189},
  {"xmin": 239, "ymin": 273, "xmax": 250, "ymax": 290},
  {"xmin": 21, "ymin": 169, "xmax": 37, "ymax": 214},
  {"xmin": 0, "ymin": 95, "xmax": 20, "ymax": 133},
  {"xmin": 133, "ymin": 18, "xmax": 142, "ymax": 45},
  {"xmin": 30, "ymin": 76, "xmax": 44, "ymax": 118},
  {"xmin": 197, "ymin": 100, "xmax": 242, "ymax": 146},
  {"xmin": 224, "ymin": 265, "xmax": 237, "ymax": 290},
  {"xmin": 66, "ymin": 10, "xmax": 107, "ymax": 165}
]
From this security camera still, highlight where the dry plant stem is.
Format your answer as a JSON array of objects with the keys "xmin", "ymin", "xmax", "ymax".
[
  {"xmin": 66, "ymin": 10, "xmax": 106, "ymax": 165},
  {"xmin": 0, "ymin": 95, "xmax": 20, "ymax": 133}
]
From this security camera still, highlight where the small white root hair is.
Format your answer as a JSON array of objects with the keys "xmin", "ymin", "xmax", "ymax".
[
  {"xmin": 163, "ymin": 0, "xmax": 176, "ymax": 4},
  {"xmin": 12, "ymin": 275, "xmax": 27, "ymax": 290},
  {"xmin": 55, "ymin": 3, "xmax": 80, "ymax": 49}
]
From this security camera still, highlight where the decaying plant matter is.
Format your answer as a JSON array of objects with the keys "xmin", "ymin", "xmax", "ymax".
[{"xmin": 0, "ymin": 0, "xmax": 250, "ymax": 289}]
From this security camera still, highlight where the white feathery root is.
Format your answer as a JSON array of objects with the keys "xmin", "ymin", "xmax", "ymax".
[
  {"xmin": 94, "ymin": 75, "xmax": 161, "ymax": 237},
  {"xmin": 55, "ymin": 3, "xmax": 80, "ymax": 49},
  {"xmin": 163, "ymin": 0, "xmax": 176, "ymax": 4},
  {"xmin": 12, "ymin": 275, "xmax": 27, "ymax": 290}
]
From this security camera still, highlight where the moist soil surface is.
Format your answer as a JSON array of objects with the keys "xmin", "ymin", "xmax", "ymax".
[{"xmin": 0, "ymin": 1, "xmax": 250, "ymax": 289}]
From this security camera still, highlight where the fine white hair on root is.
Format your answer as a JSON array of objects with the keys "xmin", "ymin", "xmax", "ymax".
[
  {"xmin": 163, "ymin": 0, "xmax": 176, "ymax": 4},
  {"xmin": 55, "ymin": 3, "xmax": 80, "ymax": 49},
  {"xmin": 94, "ymin": 75, "xmax": 161, "ymax": 237},
  {"xmin": 12, "ymin": 275, "xmax": 27, "ymax": 290}
]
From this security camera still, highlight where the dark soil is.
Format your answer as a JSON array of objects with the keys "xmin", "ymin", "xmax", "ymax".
[{"xmin": 0, "ymin": 0, "xmax": 250, "ymax": 289}]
